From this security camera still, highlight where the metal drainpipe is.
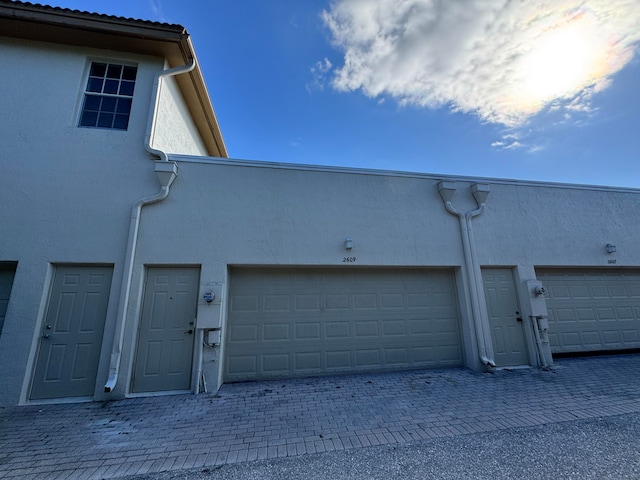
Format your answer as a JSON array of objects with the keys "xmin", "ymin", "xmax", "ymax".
[
  {"xmin": 439, "ymin": 183, "xmax": 496, "ymax": 368},
  {"xmin": 145, "ymin": 59, "xmax": 196, "ymax": 161},
  {"xmin": 465, "ymin": 203, "xmax": 496, "ymax": 367},
  {"xmin": 104, "ymin": 60, "xmax": 195, "ymax": 393}
]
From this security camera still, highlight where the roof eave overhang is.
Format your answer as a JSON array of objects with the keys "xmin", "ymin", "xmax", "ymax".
[{"xmin": 0, "ymin": 2, "xmax": 228, "ymax": 157}]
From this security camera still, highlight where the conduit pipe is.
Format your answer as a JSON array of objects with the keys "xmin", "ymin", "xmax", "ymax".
[
  {"xmin": 438, "ymin": 182, "xmax": 496, "ymax": 368},
  {"xmin": 194, "ymin": 329, "xmax": 205, "ymax": 393},
  {"xmin": 104, "ymin": 60, "xmax": 195, "ymax": 393}
]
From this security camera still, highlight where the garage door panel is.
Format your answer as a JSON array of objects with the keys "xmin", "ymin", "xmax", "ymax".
[
  {"xmin": 355, "ymin": 320, "xmax": 378, "ymax": 337},
  {"xmin": 539, "ymin": 269, "xmax": 640, "ymax": 353},
  {"xmin": 623, "ymin": 330, "xmax": 639, "ymax": 342},
  {"xmin": 555, "ymin": 308, "xmax": 576, "ymax": 322},
  {"xmin": 437, "ymin": 345, "xmax": 463, "ymax": 363},
  {"xmin": 326, "ymin": 294, "xmax": 349, "ymax": 309},
  {"xmin": 618, "ymin": 307, "xmax": 634, "ymax": 319},
  {"xmin": 326, "ymin": 322, "xmax": 350, "ymax": 338},
  {"xmin": 264, "ymin": 354, "xmax": 289, "ymax": 373},
  {"xmin": 225, "ymin": 268, "xmax": 462, "ymax": 381},
  {"xmin": 561, "ymin": 332, "xmax": 581, "ymax": 348},
  {"xmin": 326, "ymin": 350, "xmax": 351, "ymax": 369},
  {"xmin": 356, "ymin": 349, "xmax": 380, "ymax": 367},
  {"xmin": 582, "ymin": 331, "xmax": 601, "ymax": 346},
  {"xmin": 231, "ymin": 295, "xmax": 259, "ymax": 312},
  {"xmin": 384, "ymin": 348, "xmax": 408, "ymax": 364},
  {"xmin": 382, "ymin": 319, "xmax": 406, "ymax": 336},
  {"xmin": 381, "ymin": 294, "xmax": 403, "ymax": 308},
  {"xmin": 295, "ymin": 351, "xmax": 321, "ymax": 370},
  {"xmin": 610, "ymin": 285, "xmax": 627, "ymax": 298},
  {"xmin": 264, "ymin": 323, "xmax": 290, "ymax": 341},
  {"xmin": 264, "ymin": 295, "xmax": 289, "ymax": 311},
  {"xmin": 227, "ymin": 356, "xmax": 256, "ymax": 376},
  {"xmin": 577, "ymin": 308, "xmax": 596, "ymax": 321},
  {"xmin": 599, "ymin": 308, "xmax": 618, "ymax": 320}
]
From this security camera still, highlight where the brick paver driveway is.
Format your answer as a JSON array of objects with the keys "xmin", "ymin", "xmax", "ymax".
[{"xmin": 1, "ymin": 354, "xmax": 639, "ymax": 479}]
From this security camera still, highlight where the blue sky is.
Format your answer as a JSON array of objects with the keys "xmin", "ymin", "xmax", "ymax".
[{"xmin": 46, "ymin": 0, "xmax": 640, "ymax": 188}]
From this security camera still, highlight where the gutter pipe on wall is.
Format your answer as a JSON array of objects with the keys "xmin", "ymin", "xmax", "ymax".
[
  {"xmin": 144, "ymin": 59, "xmax": 197, "ymax": 161},
  {"xmin": 104, "ymin": 61, "xmax": 195, "ymax": 393},
  {"xmin": 438, "ymin": 182, "xmax": 496, "ymax": 368}
]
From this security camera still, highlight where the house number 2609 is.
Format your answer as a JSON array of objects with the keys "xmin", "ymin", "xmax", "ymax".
[{"xmin": 342, "ymin": 256, "xmax": 357, "ymax": 263}]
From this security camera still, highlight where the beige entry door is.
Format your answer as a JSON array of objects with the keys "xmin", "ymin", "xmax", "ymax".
[
  {"xmin": 482, "ymin": 268, "xmax": 529, "ymax": 366},
  {"xmin": 131, "ymin": 267, "xmax": 199, "ymax": 393},
  {"xmin": 30, "ymin": 265, "xmax": 113, "ymax": 400}
]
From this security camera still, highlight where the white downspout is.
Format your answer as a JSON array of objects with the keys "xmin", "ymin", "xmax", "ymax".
[
  {"xmin": 465, "ymin": 202, "xmax": 496, "ymax": 367},
  {"xmin": 104, "ymin": 176, "xmax": 175, "ymax": 392},
  {"xmin": 439, "ymin": 182, "xmax": 496, "ymax": 368},
  {"xmin": 104, "ymin": 60, "xmax": 195, "ymax": 393},
  {"xmin": 145, "ymin": 59, "xmax": 196, "ymax": 161}
]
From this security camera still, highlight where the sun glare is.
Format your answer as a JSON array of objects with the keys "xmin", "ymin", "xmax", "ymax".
[{"xmin": 516, "ymin": 14, "xmax": 608, "ymax": 112}]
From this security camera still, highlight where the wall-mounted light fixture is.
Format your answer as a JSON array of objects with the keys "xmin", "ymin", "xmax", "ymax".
[
  {"xmin": 606, "ymin": 243, "xmax": 616, "ymax": 254},
  {"xmin": 345, "ymin": 238, "xmax": 353, "ymax": 250}
]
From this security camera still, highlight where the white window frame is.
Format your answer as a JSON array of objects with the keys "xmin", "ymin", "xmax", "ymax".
[{"xmin": 78, "ymin": 61, "xmax": 138, "ymax": 130}]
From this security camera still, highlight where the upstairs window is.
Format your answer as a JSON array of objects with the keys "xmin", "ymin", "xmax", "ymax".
[{"xmin": 79, "ymin": 62, "xmax": 137, "ymax": 130}]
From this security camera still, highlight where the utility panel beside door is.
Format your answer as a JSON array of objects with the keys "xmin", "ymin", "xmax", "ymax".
[{"xmin": 131, "ymin": 267, "xmax": 200, "ymax": 393}]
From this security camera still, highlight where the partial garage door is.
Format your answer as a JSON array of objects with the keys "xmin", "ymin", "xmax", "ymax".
[
  {"xmin": 224, "ymin": 268, "xmax": 462, "ymax": 382},
  {"xmin": 537, "ymin": 269, "xmax": 640, "ymax": 354}
]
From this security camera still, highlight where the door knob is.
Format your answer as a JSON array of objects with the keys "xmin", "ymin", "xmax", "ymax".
[{"xmin": 185, "ymin": 329, "xmax": 193, "ymax": 335}]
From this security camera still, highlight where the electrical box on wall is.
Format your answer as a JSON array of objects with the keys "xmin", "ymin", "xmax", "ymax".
[
  {"xmin": 197, "ymin": 283, "xmax": 224, "ymax": 329},
  {"xmin": 206, "ymin": 329, "xmax": 221, "ymax": 345},
  {"xmin": 197, "ymin": 303, "xmax": 220, "ymax": 329},
  {"xmin": 527, "ymin": 280, "xmax": 548, "ymax": 317}
]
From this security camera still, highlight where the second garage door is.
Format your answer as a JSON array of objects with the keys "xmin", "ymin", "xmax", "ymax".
[
  {"xmin": 224, "ymin": 268, "xmax": 462, "ymax": 382},
  {"xmin": 537, "ymin": 269, "xmax": 640, "ymax": 354}
]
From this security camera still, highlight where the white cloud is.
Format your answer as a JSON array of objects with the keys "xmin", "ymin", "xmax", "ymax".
[
  {"xmin": 492, "ymin": 133, "xmax": 523, "ymax": 150},
  {"xmin": 307, "ymin": 58, "xmax": 333, "ymax": 92},
  {"xmin": 148, "ymin": 0, "xmax": 167, "ymax": 22},
  {"xmin": 322, "ymin": 0, "xmax": 640, "ymax": 127}
]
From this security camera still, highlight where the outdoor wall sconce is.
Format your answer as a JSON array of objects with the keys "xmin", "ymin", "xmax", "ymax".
[
  {"xmin": 345, "ymin": 238, "xmax": 353, "ymax": 250},
  {"xmin": 606, "ymin": 243, "xmax": 616, "ymax": 254}
]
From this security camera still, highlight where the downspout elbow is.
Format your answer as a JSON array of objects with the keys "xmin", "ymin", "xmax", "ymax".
[
  {"xmin": 144, "ymin": 59, "xmax": 197, "ymax": 161},
  {"xmin": 443, "ymin": 201, "xmax": 462, "ymax": 218},
  {"xmin": 466, "ymin": 203, "xmax": 485, "ymax": 221},
  {"xmin": 480, "ymin": 355, "xmax": 496, "ymax": 368}
]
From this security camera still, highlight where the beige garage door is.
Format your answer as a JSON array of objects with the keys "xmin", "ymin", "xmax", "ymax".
[
  {"xmin": 224, "ymin": 268, "xmax": 462, "ymax": 382},
  {"xmin": 537, "ymin": 269, "xmax": 640, "ymax": 353}
]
